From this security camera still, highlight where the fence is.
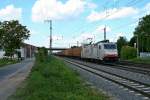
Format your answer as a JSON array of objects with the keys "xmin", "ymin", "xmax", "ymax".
[{"xmin": 140, "ymin": 52, "xmax": 150, "ymax": 58}]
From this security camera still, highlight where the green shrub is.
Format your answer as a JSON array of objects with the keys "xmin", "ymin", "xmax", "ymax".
[
  {"xmin": 121, "ymin": 46, "xmax": 137, "ymax": 60},
  {"xmin": 36, "ymin": 47, "xmax": 48, "ymax": 62}
]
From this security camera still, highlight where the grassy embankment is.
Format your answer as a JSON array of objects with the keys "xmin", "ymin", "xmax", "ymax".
[
  {"xmin": 128, "ymin": 57, "xmax": 150, "ymax": 64},
  {"xmin": 0, "ymin": 58, "xmax": 18, "ymax": 67},
  {"xmin": 10, "ymin": 55, "xmax": 108, "ymax": 100}
]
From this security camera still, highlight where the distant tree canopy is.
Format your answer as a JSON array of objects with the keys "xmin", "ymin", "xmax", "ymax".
[
  {"xmin": 0, "ymin": 20, "xmax": 30, "ymax": 57},
  {"xmin": 134, "ymin": 14, "xmax": 150, "ymax": 36},
  {"xmin": 129, "ymin": 36, "xmax": 136, "ymax": 47},
  {"xmin": 117, "ymin": 14, "xmax": 150, "ymax": 58},
  {"xmin": 133, "ymin": 14, "xmax": 150, "ymax": 52},
  {"xmin": 117, "ymin": 36, "xmax": 128, "ymax": 56},
  {"xmin": 71, "ymin": 46, "xmax": 79, "ymax": 48}
]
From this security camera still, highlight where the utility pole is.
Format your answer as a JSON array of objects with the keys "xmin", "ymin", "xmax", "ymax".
[
  {"xmin": 77, "ymin": 41, "xmax": 79, "ymax": 47},
  {"xmin": 104, "ymin": 26, "xmax": 106, "ymax": 41},
  {"xmin": 45, "ymin": 20, "xmax": 52, "ymax": 54},
  {"xmin": 69, "ymin": 43, "xmax": 71, "ymax": 48},
  {"xmin": 135, "ymin": 34, "xmax": 139, "ymax": 57},
  {"xmin": 137, "ymin": 35, "xmax": 139, "ymax": 57}
]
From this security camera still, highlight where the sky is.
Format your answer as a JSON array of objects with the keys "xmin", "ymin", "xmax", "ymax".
[{"xmin": 0, "ymin": 0, "xmax": 150, "ymax": 48}]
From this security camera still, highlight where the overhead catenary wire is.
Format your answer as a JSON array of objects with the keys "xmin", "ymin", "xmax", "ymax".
[
  {"xmin": 70, "ymin": 0, "xmax": 147, "ymax": 44},
  {"xmin": 112, "ymin": 0, "xmax": 148, "ymax": 31},
  {"xmin": 96, "ymin": 0, "xmax": 147, "ymax": 32},
  {"xmin": 104, "ymin": 0, "xmax": 141, "ymax": 20},
  {"xmin": 73, "ymin": 0, "xmax": 142, "ymax": 35}
]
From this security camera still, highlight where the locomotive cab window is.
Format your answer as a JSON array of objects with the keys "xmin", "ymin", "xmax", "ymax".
[{"xmin": 104, "ymin": 44, "xmax": 116, "ymax": 49}]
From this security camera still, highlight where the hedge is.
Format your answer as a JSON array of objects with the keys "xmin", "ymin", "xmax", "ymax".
[{"xmin": 121, "ymin": 46, "xmax": 137, "ymax": 60}]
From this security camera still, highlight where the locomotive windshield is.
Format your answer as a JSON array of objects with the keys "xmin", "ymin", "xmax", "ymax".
[{"xmin": 104, "ymin": 44, "xmax": 116, "ymax": 49}]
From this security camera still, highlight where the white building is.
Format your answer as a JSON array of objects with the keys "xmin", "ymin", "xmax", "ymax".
[
  {"xmin": 0, "ymin": 49, "xmax": 5, "ymax": 59},
  {"xmin": 0, "ymin": 43, "xmax": 37, "ymax": 59}
]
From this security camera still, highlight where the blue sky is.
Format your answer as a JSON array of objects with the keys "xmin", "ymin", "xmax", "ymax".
[{"xmin": 0, "ymin": 0, "xmax": 150, "ymax": 48}]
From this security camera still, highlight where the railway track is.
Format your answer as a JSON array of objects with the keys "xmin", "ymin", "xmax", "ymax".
[
  {"xmin": 102, "ymin": 62, "xmax": 150, "ymax": 75},
  {"xmin": 64, "ymin": 58, "xmax": 150, "ymax": 99},
  {"xmin": 65, "ymin": 57, "xmax": 150, "ymax": 75},
  {"xmin": 118, "ymin": 61, "xmax": 150, "ymax": 68}
]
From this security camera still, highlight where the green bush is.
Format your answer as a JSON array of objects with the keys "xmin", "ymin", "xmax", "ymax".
[
  {"xmin": 36, "ymin": 47, "xmax": 48, "ymax": 62},
  {"xmin": 121, "ymin": 46, "xmax": 137, "ymax": 60}
]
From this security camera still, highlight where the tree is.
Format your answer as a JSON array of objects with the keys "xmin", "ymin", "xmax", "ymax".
[
  {"xmin": 134, "ymin": 14, "xmax": 150, "ymax": 52},
  {"xmin": 0, "ymin": 20, "xmax": 30, "ymax": 58},
  {"xmin": 134, "ymin": 15, "xmax": 150, "ymax": 36},
  {"xmin": 117, "ymin": 36, "xmax": 128, "ymax": 57},
  {"xmin": 129, "ymin": 36, "xmax": 136, "ymax": 47}
]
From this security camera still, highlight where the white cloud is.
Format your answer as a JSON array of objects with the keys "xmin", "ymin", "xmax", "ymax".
[
  {"xmin": 145, "ymin": 2, "xmax": 150, "ymax": 14},
  {"xmin": 52, "ymin": 35, "xmax": 63, "ymax": 41},
  {"xmin": 32, "ymin": 0, "xmax": 86, "ymax": 22},
  {"xmin": 86, "ymin": 2, "xmax": 97, "ymax": 9},
  {"xmin": 145, "ymin": 2, "xmax": 150, "ymax": 10},
  {"xmin": 71, "ymin": 25, "xmax": 111, "ymax": 45},
  {"xmin": 0, "ymin": 5, "xmax": 22, "ymax": 21},
  {"xmin": 78, "ymin": 32, "xmax": 95, "ymax": 40},
  {"xmin": 109, "ymin": 33, "xmax": 124, "ymax": 42},
  {"xmin": 131, "ymin": 2, "xmax": 150, "ymax": 24},
  {"xmin": 60, "ymin": 33, "xmax": 95, "ymax": 46},
  {"xmin": 27, "ymin": 25, "xmax": 111, "ymax": 48},
  {"xmin": 87, "ymin": 7, "xmax": 138, "ymax": 22}
]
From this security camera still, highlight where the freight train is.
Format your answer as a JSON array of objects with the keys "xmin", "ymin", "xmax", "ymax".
[{"xmin": 57, "ymin": 40, "xmax": 118, "ymax": 61}]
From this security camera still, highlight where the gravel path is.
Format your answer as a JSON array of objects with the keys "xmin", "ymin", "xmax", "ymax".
[
  {"xmin": 69, "ymin": 58, "xmax": 150, "ymax": 85},
  {"xmin": 0, "ymin": 59, "xmax": 34, "ymax": 100},
  {"xmin": 64, "ymin": 58, "xmax": 150, "ymax": 100}
]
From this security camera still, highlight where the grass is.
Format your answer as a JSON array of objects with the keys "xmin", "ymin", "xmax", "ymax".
[
  {"xmin": 10, "ymin": 56, "xmax": 108, "ymax": 100},
  {"xmin": 0, "ymin": 58, "xmax": 19, "ymax": 67},
  {"xmin": 128, "ymin": 57, "xmax": 150, "ymax": 64}
]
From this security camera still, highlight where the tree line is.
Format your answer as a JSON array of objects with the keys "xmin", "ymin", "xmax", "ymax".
[{"xmin": 117, "ymin": 14, "xmax": 150, "ymax": 59}]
